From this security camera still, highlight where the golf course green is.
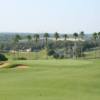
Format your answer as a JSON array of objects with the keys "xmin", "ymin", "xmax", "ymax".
[{"xmin": 0, "ymin": 59, "xmax": 100, "ymax": 100}]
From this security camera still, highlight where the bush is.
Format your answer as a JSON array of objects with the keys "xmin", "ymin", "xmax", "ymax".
[
  {"xmin": 47, "ymin": 49, "xmax": 55, "ymax": 56},
  {"xmin": 0, "ymin": 54, "xmax": 8, "ymax": 61},
  {"xmin": 16, "ymin": 57, "xmax": 27, "ymax": 60},
  {"xmin": 59, "ymin": 55, "xmax": 64, "ymax": 59},
  {"xmin": 53, "ymin": 53, "xmax": 59, "ymax": 59}
]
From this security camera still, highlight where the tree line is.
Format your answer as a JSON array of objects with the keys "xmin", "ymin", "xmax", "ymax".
[{"xmin": 1, "ymin": 31, "xmax": 100, "ymax": 59}]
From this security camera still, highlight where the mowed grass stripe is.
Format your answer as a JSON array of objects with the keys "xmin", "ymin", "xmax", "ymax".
[{"xmin": 0, "ymin": 59, "xmax": 100, "ymax": 100}]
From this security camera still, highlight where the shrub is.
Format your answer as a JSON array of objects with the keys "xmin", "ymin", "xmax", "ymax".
[
  {"xmin": 53, "ymin": 53, "xmax": 59, "ymax": 59},
  {"xmin": 16, "ymin": 57, "xmax": 27, "ymax": 60},
  {"xmin": 47, "ymin": 49, "xmax": 55, "ymax": 56},
  {"xmin": 0, "ymin": 54, "xmax": 8, "ymax": 61},
  {"xmin": 59, "ymin": 55, "xmax": 64, "ymax": 59}
]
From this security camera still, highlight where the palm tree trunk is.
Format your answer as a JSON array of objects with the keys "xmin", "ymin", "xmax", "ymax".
[
  {"xmin": 95, "ymin": 44, "xmax": 96, "ymax": 59},
  {"xmin": 99, "ymin": 41, "xmax": 100, "ymax": 58},
  {"xmin": 95, "ymin": 41, "xmax": 96, "ymax": 59},
  {"xmin": 73, "ymin": 38, "xmax": 77, "ymax": 59},
  {"xmin": 46, "ymin": 39, "xmax": 48, "ymax": 59},
  {"xmin": 79, "ymin": 41, "xmax": 81, "ymax": 57},
  {"xmin": 35, "ymin": 42, "xmax": 38, "ymax": 60},
  {"xmin": 64, "ymin": 40, "xmax": 67, "ymax": 58}
]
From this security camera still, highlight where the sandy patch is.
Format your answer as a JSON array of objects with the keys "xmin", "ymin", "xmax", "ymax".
[
  {"xmin": 16, "ymin": 64, "xmax": 29, "ymax": 69},
  {"xmin": 12, "ymin": 64, "xmax": 29, "ymax": 69},
  {"xmin": 0, "ymin": 63, "xmax": 29, "ymax": 69},
  {"xmin": 0, "ymin": 62, "xmax": 10, "ymax": 68}
]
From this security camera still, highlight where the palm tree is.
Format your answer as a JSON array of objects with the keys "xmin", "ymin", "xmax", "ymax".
[
  {"xmin": 54, "ymin": 32, "xmax": 59, "ymax": 48},
  {"xmin": 14, "ymin": 34, "xmax": 22, "ymax": 58},
  {"xmin": 73, "ymin": 33, "xmax": 78, "ymax": 59},
  {"xmin": 79, "ymin": 31, "xmax": 85, "ymax": 39},
  {"xmin": 44, "ymin": 33, "xmax": 49, "ymax": 48},
  {"xmin": 34, "ymin": 34, "xmax": 40, "ymax": 59},
  {"xmin": 79, "ymin": 31, "xmax": 85, "ymax": 57},
  {"xmin": 26, "ymin": 35, "xmax": 32, "ymax": 47},
  {"xmin": 63, "ymin": 34, "xmax": 68, "ymax": 57},
  {"xmin": 98, "ymin": 32, "xmax": 100, "ymax": 39},
  {"xmin": 93, "ymin": 32, "xmax": 98, "ymax": 58},
  {"xmin": 73, "ymin": 33, "xmax": 78, "ymax": 39},
  {"xmin": 44, "ymin": 33, "xmax": 49, "ymax": 59},
  {"xmin": 34, "ymin": 34, "xmax": 39, "ymax": 43},
  {"xmin": 14, "ymin": 34, "xmax": 21, "ymax": 44},
  {"xmin": 26, "ymin": 35, "xmax": 32, "ymax": 59},
  {"xmin": 63, "ymin": 34, "xmax": 68, "ymax": 41},
  {"xmin": 98, "ymin": 32, "xmax": 100, "ymax": 57},
  {"xmin": 93, "ymin": 32, "xmax": 97, "ymax": 40},
  {"xmin": 27, "ymin": 35, "xmax": 32, "ymax": 42}
]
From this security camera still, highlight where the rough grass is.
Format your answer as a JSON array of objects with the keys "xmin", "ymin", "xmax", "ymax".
[
  {"xmin": 6, "ymin": 49, "xmax": 52, "ymax": 60},
  {"xmin": 0, "ymin": 59, "xmax": 100, "ymax": 100},
  {"xmin": 84, "ymin": 49, "xmax": 100, "ymax": 59},
  {"xmin": 5, "ymin": 49, "xmax": 100, "ymax": 60}
]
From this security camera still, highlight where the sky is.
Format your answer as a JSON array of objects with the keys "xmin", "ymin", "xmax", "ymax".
[{"xmin": 0, "ymin": 0, "xmax": 100, "ymax": 33}]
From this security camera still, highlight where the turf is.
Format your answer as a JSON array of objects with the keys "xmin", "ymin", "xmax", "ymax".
[{"xmin": 0, "ymin": 59, "xmax": 100, "ymax": 100}]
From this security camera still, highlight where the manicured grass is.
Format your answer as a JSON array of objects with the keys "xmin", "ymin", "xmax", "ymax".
[{"xmin": 0, "ymin": 59, "xmax": 100, "ymax": 100}]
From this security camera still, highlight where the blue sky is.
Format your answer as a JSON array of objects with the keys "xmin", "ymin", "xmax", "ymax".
[{"xmin": 0, "ymin": 0, "xmax": 100, "ymax": 33}]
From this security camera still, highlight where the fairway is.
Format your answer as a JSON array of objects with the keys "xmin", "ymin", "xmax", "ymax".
[{"xmin": 0, "ymin": 59, "xmax": 100, "ymax": 100}]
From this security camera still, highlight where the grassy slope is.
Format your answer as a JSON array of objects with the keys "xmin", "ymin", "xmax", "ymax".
[
  {"xmin": 6, "ymin": 49, "xmax": 53, "ymax": 60},
  {"xmin": 6, "ymin": 49, "xmax": 100, "ymax": 60},
  {"xmin": 84, "ymin": 49, "xmax": 100, "ymax": 58},
  {"xmin": 0, "ymin": 59, "xmax": 100, "ymax": 100}
]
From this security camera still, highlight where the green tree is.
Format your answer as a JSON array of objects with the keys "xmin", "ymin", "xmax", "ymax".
[
  {"xmin": 63, "ymin": 34, "xmax": 68, "ymax": 58},
  {"xmin": 44, "ymin": 33, "xmax": 50, "ymax": 59},
  {"xmin": 79, "ymin": 31, "xmax": 85, "ymax": 39},
  {"xmin": 73, "ymin": 33, "xmax": 78, "ymax": 59},
  {"xmin": 27, "ymin": 35, "xmax": 32, "ymax": 42},
  {"xmin": 93, "ymin": 32, "xmax": 98, "ymax": 58},
  {"xmin": 14, "ymin": 34, "xmax": 21, "ymax": 44},
  {"xmin": 54, "ymin": 32, "xmax": 59, "ymax": 48},
  {"xmin": 26, "ymin": 35, "xmax": 32, "ymax": 47},
  {"xmin": 73, "ymin": 33, "xmax": 78, "ymax": 39},
  {"xmin": 26, "ymin": 35, "xmax": 32, "ymax": 59},
  {"xmin": 14, "ymin": 34, "xmax": 22, "ymax": 59},
  {"xmin": 79, "ymin": 31, "xmax": 85, "ymax": 57},
  {"xmin": 98, "ymin": 32, "xmax": 100, "ymax": 57},
  {"xmin": 34, "ymin": 34, "xmax": 40, "ymax": 59},
  {"xmin": 93, "ymin": 32, "xmax": 97, "ymax": 40},
  {"xmin": 98, "ymin": 32, "xmax": 100, "ymax": 39},
  {"xmin": 63, "ymin": 34, "xmax": 68, "ymax": 41},
  {"xmin": 44, "ymin": 33, "xmax": 49, "ymax": 48},
  {"xmin": 34, "ymin": 34, "xmax": 39, "ymax": 43}
]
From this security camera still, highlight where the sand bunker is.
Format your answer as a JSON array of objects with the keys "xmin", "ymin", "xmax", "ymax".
[
  {"xmin": 0, "ymin": 63, "xmax": 29, "ymax": 69},
  {"xmin": 15, "ymin": 64, "xmax": 29, "ymax": 69},
  {"xmin": 0, "ymin": 62, "xmax": 10, "ymax": 68},
  {"xmin": 9, "ymin": 64, "xmax": 29, "ymax": 69}
]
